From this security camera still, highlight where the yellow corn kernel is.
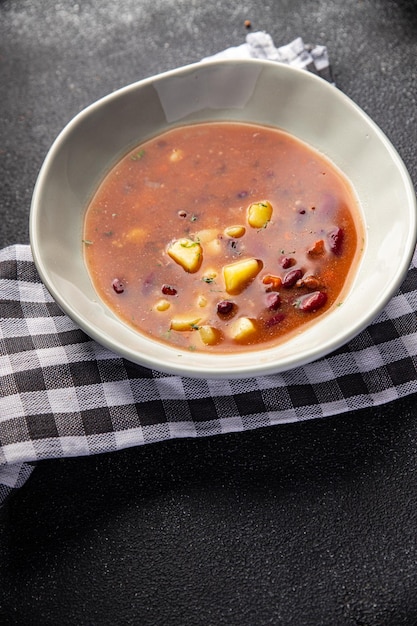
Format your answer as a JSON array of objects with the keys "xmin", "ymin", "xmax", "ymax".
[
  {"xmin": 198, "ymin": 325, "xmax": 221, "ymax": 346},
  {"xmin": 224, "ymin": 225, "xmax": 246, "ymax": 238},
  {"xmin": 229, "ymin": 317, "xmax": 257, "ymax": 341},
  {"xmin": 167, "ymin": 238, "xmax": 203, "ymax": 273},
  {"xmin": 154, "ymin": 299, "xmax": 170, "ymax": 311},
  {"xmin": 247, "ymin": 200, "xmax": 273, "ymax": 229},
  {"xmin": 223, "ymin": 257, "xmax": 262, "ymax": 294},
  {"xmin": 170, "ymin": 314, "xmax": 202, "ymax": 331}
]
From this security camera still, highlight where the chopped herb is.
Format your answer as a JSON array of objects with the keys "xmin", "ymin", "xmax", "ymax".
[
  {"xmin": 190, "ymin": 214, "xmax": 198, "ymax": 222},
  {"xmin": 202, "ymin": 276, "xmax": 214, "ymax": 284},
  {"xmin": 188, "ymin": 345, "xmax": 197, "ymax": 351},
  {"xmin": 82, "ymin": 239, "xmax": 93, "ymax": 245},
  {"xmin": 103, "ymin": 230, "xmax": 113, "ymax": 237},
  {"xmin": 130, "ymin": 149, "xmax": 146, "ymax": 161},
  {"xmin": 190, "ymin": 323, "xmax": 200, "ymax": 330}
]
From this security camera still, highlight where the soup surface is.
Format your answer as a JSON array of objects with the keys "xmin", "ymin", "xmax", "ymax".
[{"xmin": 83, "ymin": 122, "xmax": 364, "ymax": 353}]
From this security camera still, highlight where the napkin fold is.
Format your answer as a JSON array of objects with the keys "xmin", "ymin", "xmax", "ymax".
[
  {"xmin": 202, "ymin": 32, "xmax": 334, "ymax": 83},
  {"xmin": 1, "ymin": 33, "xmax": 416, "ymax": 505}
]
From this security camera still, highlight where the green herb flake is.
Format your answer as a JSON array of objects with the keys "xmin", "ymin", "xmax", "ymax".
[
  {"xmin": 202, "ymin": 277, "xmax": 214, "ymax": 284},
  {"xmin": 130, "ymin": 149, "xmax": 146, "ymax": 161},
  {"xmin": 82, "ymin": 239, "xmax": 93, "ymax": 245}
]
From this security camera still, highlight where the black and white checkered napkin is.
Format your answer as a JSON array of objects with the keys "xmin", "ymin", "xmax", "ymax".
[
  {"xmin": 1, "ymin": 34, "xmax": 416, "ymax": 504},
  {"xmin": 202, "ymin": 32, "xmax": 333, "ymax": 82}
]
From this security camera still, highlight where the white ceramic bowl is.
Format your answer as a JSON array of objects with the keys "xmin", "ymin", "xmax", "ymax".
[{"xmin": 30, "ymin": 59, "xmax": 417, "ymax": 379}]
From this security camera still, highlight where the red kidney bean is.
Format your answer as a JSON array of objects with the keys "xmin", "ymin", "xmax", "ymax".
[
  {"xmin": 319, "ymin": 192, "xmax": 337, "ymax": 216},
  {"xmin": 265, "ymin": 312, "xmax": 285, "ymax": 327},
  {"xmin": 142, "ymin": 273, "xmax": 155, "ymax": 295},
  {"xmin": 283, "ymin": 268, "xmax": 303, "ymax": 288},
  {"xmin": 217, "ymin": 300, "xmax": 234, "ymax": 315},
  {"xmin": 112, "ymin": 278, "xmax": 125, "ymax": 294},
  {"xmin": 280, "ymin": 256, "xmax": 296, "ymax": 269},
  {"xmin": 328, "ymin": 227, "xmax": 344, "ymax": 255},
  {"xmin": 266, "ymin": 292, "xmax": 281, "ymax": 310},
  {"xmin": 162, "ymin": 284, "xmax": 177, "ymax": 296},
  {"xmin": 297, "ymin": 291, "xmax": 328, "ymax": 312},
  {"xmin": 296, "ymin": 275, "xmax": 321, "ymax": 290}
]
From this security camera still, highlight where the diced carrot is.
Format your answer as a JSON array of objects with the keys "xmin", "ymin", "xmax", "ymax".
[
  {"xmin": 308, "ymin": 239, "xmax": 325, "ymax": 256},
  {"xmin": 262, "ymin": 274, "xmax": 282, "ymax": 290}
]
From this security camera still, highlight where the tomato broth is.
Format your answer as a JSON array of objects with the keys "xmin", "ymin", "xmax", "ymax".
[{"xmin": 83, "ymin": 122, "xmax": 364, "ymax": 353}]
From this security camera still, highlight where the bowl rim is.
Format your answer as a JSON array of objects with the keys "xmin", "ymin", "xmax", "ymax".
[{"xmin": 30, "ymin": 58, "xmax": 417, "ymax": 379}]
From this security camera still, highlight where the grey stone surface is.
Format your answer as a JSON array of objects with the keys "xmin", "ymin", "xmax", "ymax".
[{"xmin": 1, "ymin": 2, "xmax": 417, "ymax": 625}]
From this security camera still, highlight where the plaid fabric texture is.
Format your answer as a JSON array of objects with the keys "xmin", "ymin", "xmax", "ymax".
[
  {"xmin": 203, "ymin": 32, "xmax": 334, "ymax": 82},
  {"xmin": 1, "ymin": 244, "xmax": 416, "ymax": 503},
  {"xmin": 1, "ymin": 35, "xmax": 416, "ymax": 503}
]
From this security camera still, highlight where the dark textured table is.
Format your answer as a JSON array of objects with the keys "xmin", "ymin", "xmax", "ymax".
[{"xmin": 1, "ymin": 1, "xmax": 417, "ymax": 624}]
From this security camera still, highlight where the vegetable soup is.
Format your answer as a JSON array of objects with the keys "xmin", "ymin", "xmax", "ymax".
[{"xmin": 83, "ymin": 122, "xmax": 364, "ymax": 353}]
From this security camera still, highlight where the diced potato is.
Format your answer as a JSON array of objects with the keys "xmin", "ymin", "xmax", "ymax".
[
  {"xmin": 125, "ymin": 227, "xmax": 146, "ymax": 243},
  {"xmin": 205, "ymin": 238, "xmax": 222, "ymax": 256},
  {"xmin": 197, "ymin": 295, "xmax": 208, "ymax": 307},
  {"xmin": 169, "ymin": 149, "xmax": 184, "ymax": 162},
  {"xmin": 198, "ymin": 325, "xmax": 221, "ymax": 346},
  {"xmin": 247, "ymin": 200, "xmax": 273, "ymax": 228},
  {"xmin": 223, "ymin": 257, "xmax": 262, "ymax": 294},
  {"xmin": 202, "ymin": 268, "xmax": 217, "ymax": 282},
  {"xmin": 167, "ymin": 238, "xmax": 203, "ymax": 273},
  {"xmin": 154, "ymin": 299, "xmax": 170, "ymax": 311},
  {"xmin": 229, "ymin": 317, "xmax": 257, "ymax": 341},
  {"xmin": 195, "ymin": 229, "xmax": 219, "ymax": 243},
  {"xmin": 224, "ymin": 225, "xmax": 246, "ymax": 238},
  {"xmin": 170, "ymin": 314, "xmax": 202, "ymax": 331}
]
